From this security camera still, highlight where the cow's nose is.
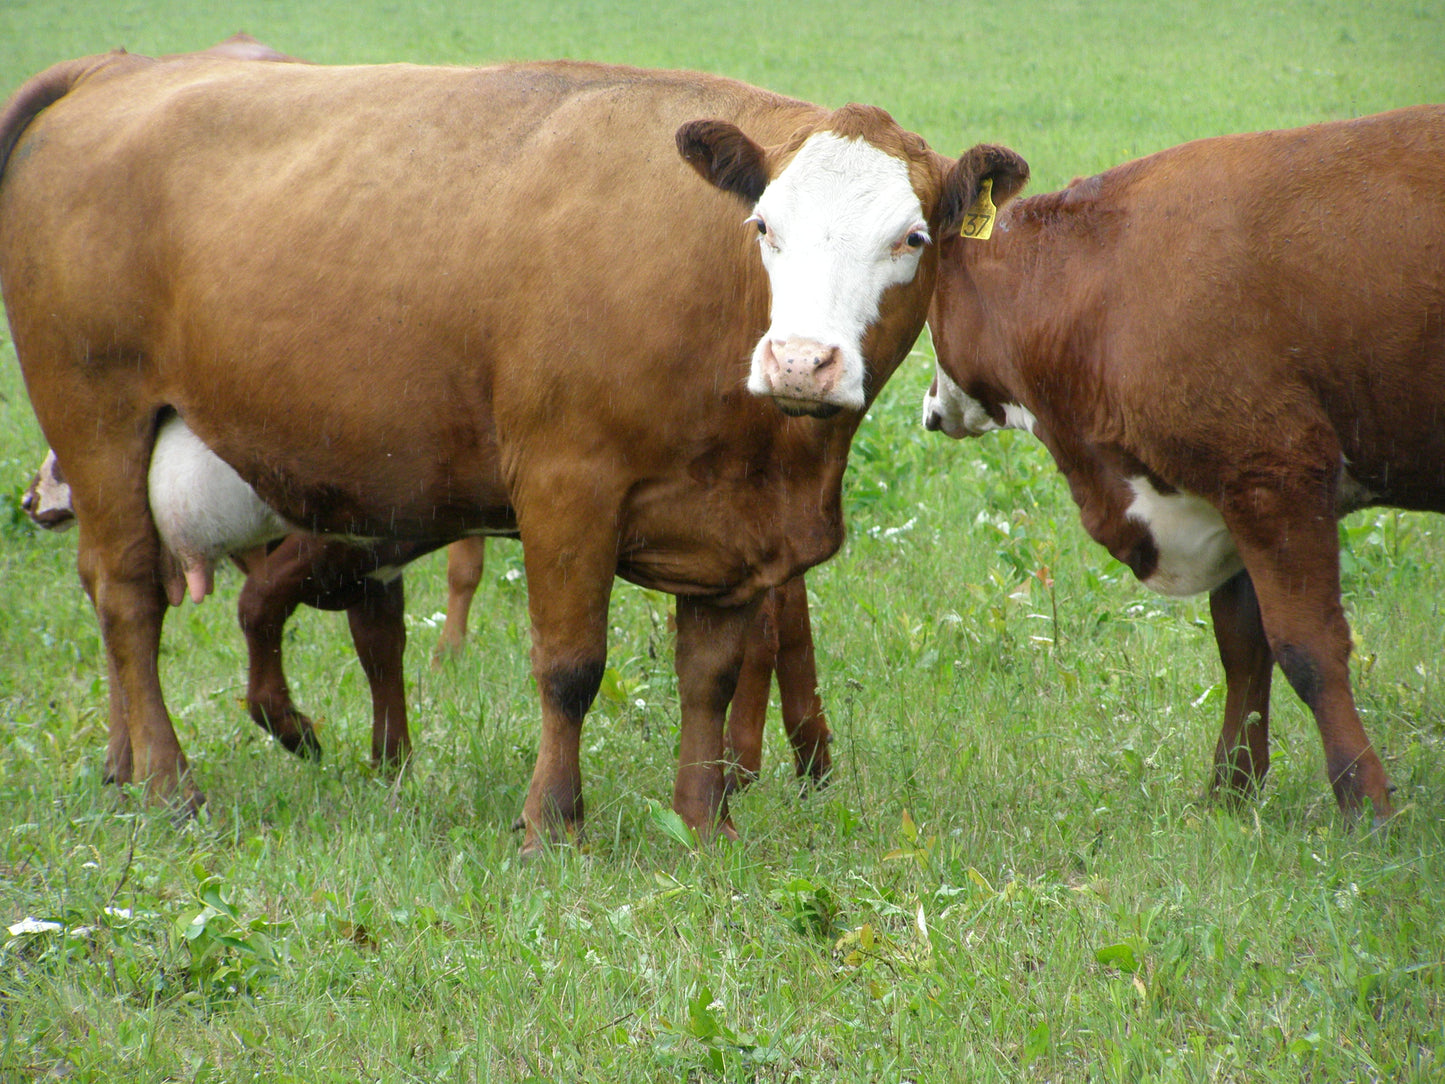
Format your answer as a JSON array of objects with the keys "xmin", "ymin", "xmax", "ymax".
[
  {"xmin": 923, "ymin": 409, "xmax": 942, "ymax": 432},
  {"xmin": 21, "ymin": 488, "xmax": 35, "ymax": 512}
]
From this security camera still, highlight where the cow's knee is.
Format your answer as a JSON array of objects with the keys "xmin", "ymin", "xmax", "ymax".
[{"xmin": 542, "ymin": 659, "xmax": 606, "ymax": 721}]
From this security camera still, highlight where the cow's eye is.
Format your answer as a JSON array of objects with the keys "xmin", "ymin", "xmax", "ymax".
[
  {"xmin": 905, "ymin": 230, "xmax": 929, "ymax": 249},
  {"xmin": 746, "ymin": 214, "xmax": 768, "ymax": 236}
]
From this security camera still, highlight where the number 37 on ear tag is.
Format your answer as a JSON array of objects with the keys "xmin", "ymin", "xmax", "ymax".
[{"xmin": 961, "ymin": 178, "xmax": 996, "ymax": 240}]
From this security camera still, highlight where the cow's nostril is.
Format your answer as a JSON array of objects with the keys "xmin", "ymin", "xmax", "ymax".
[{"xmin": 924, "ymin": 410, "xmax": 942, "ymax": 431}]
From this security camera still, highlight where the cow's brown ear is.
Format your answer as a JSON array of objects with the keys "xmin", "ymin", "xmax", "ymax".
[
  {"xmin": 938, "ymin": 144, "xmax": 1030, "ymax": 238},
  {"xmin": 676, "ymin": 119, "xmax": 770, "ymax": 204}
]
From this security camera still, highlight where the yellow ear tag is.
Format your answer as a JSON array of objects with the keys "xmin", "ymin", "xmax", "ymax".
[{"xmin": 960, "ymin": 177, "xmax": 996, "ymax": 241}]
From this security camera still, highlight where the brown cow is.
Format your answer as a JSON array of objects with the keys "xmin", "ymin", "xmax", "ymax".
[
  {"xmin": 923, "ymin": 105, "xmax": 1445, "ymax": 824},
  {"xmin": 1, "ymin": 49, "xmax": 1002, "ymax": 849}
]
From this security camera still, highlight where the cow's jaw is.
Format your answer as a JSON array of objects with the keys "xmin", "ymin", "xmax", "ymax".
[
  {"xmin": 748, "ymin": 132, "xmax": 929, "ymax": 416},
  {"xmin": 921, "ymin": 363, "xmax": 1036, "ymax": 437}
]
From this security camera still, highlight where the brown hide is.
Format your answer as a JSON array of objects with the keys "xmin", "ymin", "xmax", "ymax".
[
  {"xmin": 0, "ymin": 50, "xmax": 969, "ymax": 849},
  {"xmin": 929, "ymin": 105, "xmax": 1445, "ymax": 822}
]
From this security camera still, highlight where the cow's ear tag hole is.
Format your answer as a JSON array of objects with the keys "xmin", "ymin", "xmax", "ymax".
[{"xmin": 960, "ymin": 178, "xmax": 996, "ymax": 241}]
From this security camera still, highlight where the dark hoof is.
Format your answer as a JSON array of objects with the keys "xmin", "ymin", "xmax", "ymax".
[{"xmin": 279, "ymin": 726, "xmax": 323, "ymax": 761}]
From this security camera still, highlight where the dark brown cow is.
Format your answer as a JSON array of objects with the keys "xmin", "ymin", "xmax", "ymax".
[
  {"xmin": 924, "ymin": 106, "xmax": 1445, "ymax": 823},
  {"xmin": 1, "ymin": 48, "xmax": 1001, "ymax": 849},
  {"xmin": 22, "ymin": 443, "xmax": 426, "ymax": 764},
  {"xmin": 25, "ymin": 449, "xmax": 829, "ymax": 782}
]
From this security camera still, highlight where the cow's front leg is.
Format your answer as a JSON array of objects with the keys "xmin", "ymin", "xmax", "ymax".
[
  {"xmin": 723, "ymin": 588, "xmax": 781, "ymax": 792},
  {"xmin": 1223, "ymin": 483, "xmax": 1393, "ymax": 824},
  {"xmin": 1207, "ymin": 569, "xmax": 1273, "ymax": 801},
  {"xmin": 674, "ymin": 594, "xmax": 762, "ymax": 840},
  {"xmin": 517, "ymin": 532, "xmax": 615, "ymax": 855}
]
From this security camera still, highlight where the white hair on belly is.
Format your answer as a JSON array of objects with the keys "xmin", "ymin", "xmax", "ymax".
[{"xmin": 1125, "ymin": 477, "xmax": 1244, "ymax": 597}]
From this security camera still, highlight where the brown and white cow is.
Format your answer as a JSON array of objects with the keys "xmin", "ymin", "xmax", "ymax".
[
  {"xmin": 0, "ymin": 49, "xmax": 998, "ymax": 849},
  {"xmin": 923, "ymin": 105, "xmax": 1445, "ymax": 823}
]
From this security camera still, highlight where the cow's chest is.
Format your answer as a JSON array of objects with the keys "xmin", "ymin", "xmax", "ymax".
[{"xmin": 1124, "ymin": 477, "xmax": 1244, "ymax": 597}]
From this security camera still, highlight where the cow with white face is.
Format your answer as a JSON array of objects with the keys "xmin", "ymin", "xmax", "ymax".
[
  {"xmin": 731, "ymin": 128, "xmax": 934, "ymax": 415},
  {"xmin": 924, "ymin": 107, "xmax": 1445, "ymax": 822},
  {"xmin": 1, "ymin": 49, "xmax": 1022, "ymax": 850}
]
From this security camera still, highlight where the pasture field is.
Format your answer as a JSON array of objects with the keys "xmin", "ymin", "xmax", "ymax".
[{"xmin": 2, "ymin": 1, "xmax": 1444, "ymax": 1080}]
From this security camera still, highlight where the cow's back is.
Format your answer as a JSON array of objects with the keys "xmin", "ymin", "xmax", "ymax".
[
  {"xmin": 0, "ymin": 58, "xmax": 820, "ymax": 537},
  {"xmin": 1041, "ymin": 106, "xmax": 1445, "ymax": 509}
]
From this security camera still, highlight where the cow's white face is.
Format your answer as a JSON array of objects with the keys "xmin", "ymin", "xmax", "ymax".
[
  {"xmin": 921, "ymin": 362, "xmax": 1036, "ymax": 437},
  {"xmin": 747, "ymin": 133, "xmax": 930, "ymax": 416}
]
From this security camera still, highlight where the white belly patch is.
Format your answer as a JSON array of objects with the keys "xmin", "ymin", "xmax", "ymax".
[{"xmin": 1125, "ymin": 477, "xmax": 1243, "ymax": 597}]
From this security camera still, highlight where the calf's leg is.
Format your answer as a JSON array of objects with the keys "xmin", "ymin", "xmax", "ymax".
[
  {"xmin": 1208, "ymin": 569, "xmax": 1274, "ymax": 800},
  {"xmin": 433, "ymin": 537, "xmax": 486, "ymax": 663},
  {"xmin": 238, "ymin": 536, "xmax": 423, "ymax": 770},
  {"xmin": 236, "ymin": 539, "xmax": 326, "ymax": 759}
]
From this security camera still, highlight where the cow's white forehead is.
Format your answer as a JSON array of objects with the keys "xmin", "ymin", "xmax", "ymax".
[
  {"xmin": 746, "ymin": 132, "xmax": 927, "ymax": 412},
  {"xmin": 756, "ymin": 131, "xmax": 922, "ymax": 242}
]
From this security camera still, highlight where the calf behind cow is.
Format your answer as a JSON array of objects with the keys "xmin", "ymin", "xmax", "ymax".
[
  {"xmin": 24, "ymin": 439, "xmax": 832, "ymax": 786},
  {"xmin": 2, "ymin": 49, "xmax": 978, "ymax": 848},
  {"xmin": 924, "ymin": 105, "xmax": 1445, "ymax": 822}
]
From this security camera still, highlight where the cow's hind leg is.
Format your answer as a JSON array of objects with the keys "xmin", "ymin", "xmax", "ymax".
[
  {"xmin": 674, "ymin": 594, "xmax": 762, "ymax": 841},
  {"xmin": 1222, "ymin": 471, "xmax": 1393, "ymax": 824},
  {"xmin": 771, "ymin": 575, "xmax": 832, "ymax": 786},
  {"xmin": 1208, "ymin": 569, "xmax": 1274, "ymax": 801},
  {"xmin": 69, "ymin": 428, "xmax": 199, "ymax": 812}
]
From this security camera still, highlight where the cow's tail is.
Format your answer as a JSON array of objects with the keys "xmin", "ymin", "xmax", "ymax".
[{"xmin": 0, "ymin": 50, "xmax": 132, "ymax": 180}]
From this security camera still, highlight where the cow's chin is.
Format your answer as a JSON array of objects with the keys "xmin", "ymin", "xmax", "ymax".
[{"xmin": 771, "ymin": 397, "xmax": 843, "ymax": 419}]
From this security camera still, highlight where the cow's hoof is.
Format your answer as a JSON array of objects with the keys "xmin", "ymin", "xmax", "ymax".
[
  {"xmin": 517, "ymin": 818, "xmax": 583, "ymax": 860},
  {"xmin": 167, "ymin": 787, "xmax": 207, "ymax": 826},
  {"xmin": 280, "ymin": 725, "xmax": 323, "ymax": 761}
]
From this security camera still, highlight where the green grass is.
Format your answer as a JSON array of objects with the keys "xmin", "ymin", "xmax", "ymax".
[{"xmin": 3, "ymin": 1, "xmax": 1445, "ymax": 1080}]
